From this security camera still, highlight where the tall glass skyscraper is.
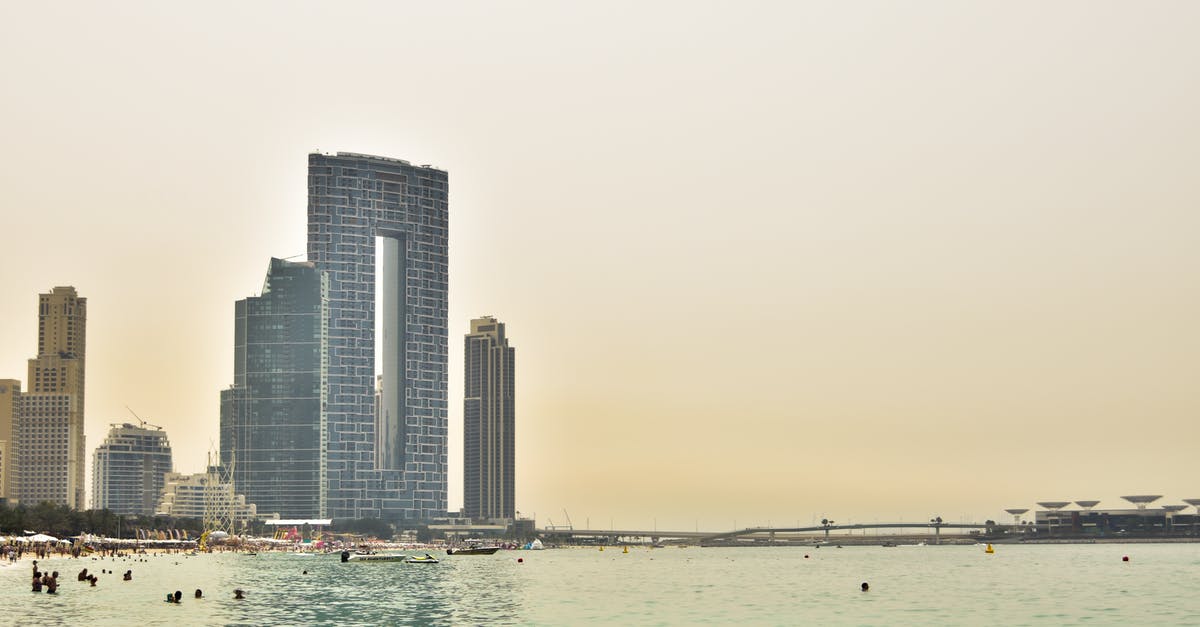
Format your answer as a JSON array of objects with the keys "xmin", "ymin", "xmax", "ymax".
[
  {"xmin": 92, "ymin": 423, "xmax": 173, "ymax": 516},
  {"xmin": 220, "ymin": 258, "xmax": 327, "ymax": 519},
  {"xmin": 463, "ymin": 317, "xmax": 515, "ymax": 520},
  {"xmin": 308, "ymin": 152, "xmax": 449, "ymax": 521}
]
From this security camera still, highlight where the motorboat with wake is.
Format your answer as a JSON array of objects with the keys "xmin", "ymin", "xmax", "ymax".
[{"xmin": 404, "ymin": 554, "xmax": 440, "ymax": 564}]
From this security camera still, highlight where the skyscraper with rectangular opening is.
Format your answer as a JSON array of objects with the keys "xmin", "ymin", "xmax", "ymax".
[
  {"xmin": 463, "ymin": 316, "xmax": 515, "ymax": 520},
  {"xmin": 308, "ymin": 152, "xmax": 449, "ymax": 521}
]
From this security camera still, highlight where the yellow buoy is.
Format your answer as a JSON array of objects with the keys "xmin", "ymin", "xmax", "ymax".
[
  {"xmin": 599, "ymin": 546, "xmax": 604, "ymax": 552},
  {"xmin": 985, "ymin": 543, "xmax": 994, "ymax": 554},
  {"xmin": 623, "ymin": 545, "xmax": 629, "ymax": 554}
]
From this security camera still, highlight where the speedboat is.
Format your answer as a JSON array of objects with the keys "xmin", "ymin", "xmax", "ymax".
[
  {"xmin": 346, "ymin": 553, "xmax": 408, "ymax": 562},
  {"xmin": 446, "ymin": 546, "xmax": 500, "ymax": 555},
  {"xmin": 404, "ymin": 554, "xmax": 440, "ymax": 564}
]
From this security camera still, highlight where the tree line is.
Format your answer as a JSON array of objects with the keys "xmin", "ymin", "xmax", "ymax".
[
  {"xmin": 0, "ymin": 501, "xmax": 407, "ymax": 540},
  {"xmin": 0, "ymin": 501, "xmax": 203, "ymax": 538}
]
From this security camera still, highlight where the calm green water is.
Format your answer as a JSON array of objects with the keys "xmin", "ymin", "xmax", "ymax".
[{"xmin": 3, "ymin": 544, "xmax": 1200, "ymax": 625}]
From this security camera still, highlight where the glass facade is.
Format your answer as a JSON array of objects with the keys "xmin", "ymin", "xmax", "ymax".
[
  {"xmin": 91, "ymin": 423, "xmax": 173, "ymax": 516},
  {"xmin": 308, "ymin": 152, "xmax": 449, "ymax": 521},
  {"xmin": 220, "ymin": 258, "xmax": 327, "ymax": 519}
]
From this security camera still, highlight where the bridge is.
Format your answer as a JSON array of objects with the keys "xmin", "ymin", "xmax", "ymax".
[{"xmin": 538, "ymin": 521, "xmax": 989, "ymax": 545}]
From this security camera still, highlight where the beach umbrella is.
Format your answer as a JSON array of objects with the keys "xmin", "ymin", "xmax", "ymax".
[{"xmin": 27, "ymin": 533, "xmax": 58, "ymax": 542}]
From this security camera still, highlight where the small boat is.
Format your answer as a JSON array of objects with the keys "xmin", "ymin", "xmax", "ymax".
[
  {"xmin": 346, "ymin": 553, "xmax": 408, "ymax": 562},
  {"xmin": 446, "ymin": 546, "xmax": 500, "ymax": 555},
  {"xmin": 405, "ymin": 554, "xmax": 440, "ymax": 564},
  {"xmin": 522, "ymin": 539, "xmax": 545, "ymax": 550}
]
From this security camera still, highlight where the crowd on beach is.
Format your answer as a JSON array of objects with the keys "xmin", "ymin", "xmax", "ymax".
[
  {"xmin": 3, "ymin": 542, "xmax": 73, "ymax": 561},
  {"xmin": 5, "ymin": 540, "xmax": 250, "ymax": 606}
]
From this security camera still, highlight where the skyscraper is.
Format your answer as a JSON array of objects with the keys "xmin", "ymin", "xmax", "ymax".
[
  {"xmin": 463, "ymin": 316, "xmax": 515, "ymax": 520},
  {"xmin": 220, "ymin": 258, "xmax": 327, "ymax": 519},
  {"xmin": 16, "ymin": 286, "xmax": 87, "ymax": 509},
  {"xmin": 92, "ymin": 422, "xmax": 173, "ymax": 515},
  {"xmin": 0, "ymin": 379, "xmax": 19, "ymax": 502},
  {"xmin": 308, "ymin": 152, "xmax": 449, "ymax": 521}
]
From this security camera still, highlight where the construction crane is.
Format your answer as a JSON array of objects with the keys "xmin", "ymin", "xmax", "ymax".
[{"xmin": 118, "ymin": 406, "xmax": 163, "ymax": 431}]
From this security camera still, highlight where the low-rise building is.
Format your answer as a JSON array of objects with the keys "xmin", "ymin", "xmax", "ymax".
[{"xmin": 156, "ymin": 471, "xmax": 258, "ymax": 526}]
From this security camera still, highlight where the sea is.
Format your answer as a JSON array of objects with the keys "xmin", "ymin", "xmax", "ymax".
[{"xmin": 2, "ymin": 543, "xmax": 1200, "ymax": 625}]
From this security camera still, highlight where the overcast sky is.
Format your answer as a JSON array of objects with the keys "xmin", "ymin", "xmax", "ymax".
[{"xmin": 1, "ymin": 1, "xmax": 1197, "ymax": 530}]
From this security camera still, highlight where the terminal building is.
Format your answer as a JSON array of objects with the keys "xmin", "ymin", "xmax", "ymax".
[{"xmin": 1028, "ymin": 496, "xmax": 1200, "ymax": 536}]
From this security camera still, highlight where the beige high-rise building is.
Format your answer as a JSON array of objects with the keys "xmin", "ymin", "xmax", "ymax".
[
  {"xmin": 16, "ymin": 287, "xmax": 87, "ymax": 509},
  {"xmin": 0, "ymin": 379, "xmax": 19, "ymax": 501},
  {"xmin": 463, "ymin": 316, "xmax": 515, "ymax": 521}
]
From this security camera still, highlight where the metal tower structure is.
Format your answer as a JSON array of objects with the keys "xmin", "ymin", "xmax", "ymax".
[{"xmin": 203, "ymin": 449, "xmax": 235, "ymax": 536}]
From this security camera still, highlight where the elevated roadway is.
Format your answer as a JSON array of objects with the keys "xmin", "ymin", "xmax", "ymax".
[{"xmin": 539, "ymin": 522, "xmax": 988, "ymax": 544}]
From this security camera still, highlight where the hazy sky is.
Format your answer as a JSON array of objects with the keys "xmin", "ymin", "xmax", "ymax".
[{"xmin": 1, "ymin": 1, "xmax": 1197, "ymax": 530}]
